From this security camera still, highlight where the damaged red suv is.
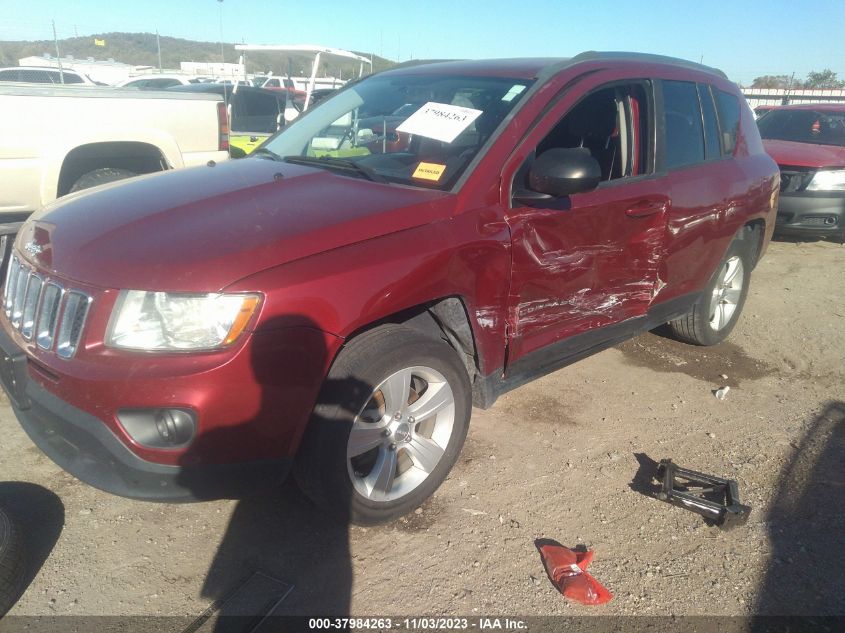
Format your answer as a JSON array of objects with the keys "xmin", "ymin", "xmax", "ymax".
[{"xmin": 0, "ymin": 53, "xmax": 778, "ymax": 524}]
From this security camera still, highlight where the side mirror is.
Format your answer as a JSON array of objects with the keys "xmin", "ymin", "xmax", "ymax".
[{"xmin": 528, "ymin": 148, "xmax": 601, "ymax": 197}]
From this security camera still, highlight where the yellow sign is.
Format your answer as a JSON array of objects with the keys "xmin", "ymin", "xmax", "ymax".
[
  {"xmin": 94, "ymin": 38, "xmax": 106, "ymax": 46},
  {"xmin": 412, "ymin": 162, "xmax": 446, "ymax": 182}
]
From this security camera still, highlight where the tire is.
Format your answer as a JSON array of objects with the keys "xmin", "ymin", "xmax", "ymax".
[
  {"xmin": 68, "ymin": 167, "xmax": 137, "ymax": 193},
  {"xmin": 294, "ymin": 324, "xmax": 472, "ymax": 525},
  {"xmin": 668, "ymin": 237, "xmax": 752, "ymax": 346},
  {"xmin": 0, "ymin": 505, "xmax": 26, "ymax": 617}
]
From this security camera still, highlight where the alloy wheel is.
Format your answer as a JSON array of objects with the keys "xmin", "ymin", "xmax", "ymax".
[
  {"xmin": 346, "ymin": 366, "xmax": 456, "ymax": 502},
  {"xmin": 709, "ymin": 255, "xmax": 744, "ymax": 331}
]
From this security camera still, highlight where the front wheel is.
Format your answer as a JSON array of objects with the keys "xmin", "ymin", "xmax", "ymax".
[
  {"xmin": 294, "ymin": 324, "xmax": 471, "ymax": 525},
  {"xmin": 668, "ymin": 237, "xmax": 752, "ymax": 346},
  {"xmin": 0, "ymin": 504, "xmax": 25, "ymax": 617}
]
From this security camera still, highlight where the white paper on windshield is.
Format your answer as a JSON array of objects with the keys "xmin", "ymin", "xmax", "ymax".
[{"xmin": 396, "ymin": 102, "xmax": 483, "ymax": 143}]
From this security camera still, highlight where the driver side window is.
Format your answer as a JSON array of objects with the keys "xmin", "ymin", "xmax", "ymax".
[{"xmin": 514, "ymin": 82, "xmax": 652, "ymax": 194}]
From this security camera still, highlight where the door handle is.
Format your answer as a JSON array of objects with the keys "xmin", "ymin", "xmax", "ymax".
[
  {"xmin": 625, "ymin": 200, "xmax": 667, "ymax": 218},
  {"xmin": 625, "ymin": 200, "xmax": 666, "ymax": 217}
]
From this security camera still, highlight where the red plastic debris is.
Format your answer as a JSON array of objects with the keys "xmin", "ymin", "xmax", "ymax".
[{"xmin": 538, "ymin": 542, "xmax": 613, "ymax": 605}]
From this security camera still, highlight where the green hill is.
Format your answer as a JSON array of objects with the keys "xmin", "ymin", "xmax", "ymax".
[{"xmin": 0, "ymin": 31, "xmax": 395, "ymax": 78}]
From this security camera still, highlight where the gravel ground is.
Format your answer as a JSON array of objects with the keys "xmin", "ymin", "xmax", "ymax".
[{"xmin": 0, "ymin": 238, "xmax": 842, "ymax": 623}]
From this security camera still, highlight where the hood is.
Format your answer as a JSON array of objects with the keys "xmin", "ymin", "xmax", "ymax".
[
  {"xmin": 19, "ymin": 158, "xmax": 449, "ymax": 292},
  {"xmin": 763, "ymin": 139, "xmax": 845, "ymax": 169}
]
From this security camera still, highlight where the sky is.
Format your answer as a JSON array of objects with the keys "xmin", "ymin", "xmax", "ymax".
[{"xmin": 1, "ymin": 0, "xmax": 843, "ymax": 86}]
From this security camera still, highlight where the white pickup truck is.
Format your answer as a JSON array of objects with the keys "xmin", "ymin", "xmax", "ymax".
[{"xmin": 0, "ymin": 84, "xmax": 230, "ymax": 219}]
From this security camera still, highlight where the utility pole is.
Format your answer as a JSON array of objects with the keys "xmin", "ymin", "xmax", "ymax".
[
  {"xmin": 156, "ymin": 30, "xmax": 163, "ymax": 73},
  {"xmin": 52, "ymin": 20, "xmax": 64, "ymax": 84},
  {"xmin": 217, "ymin": 0, "xmax": 225, "ymax": 71}
]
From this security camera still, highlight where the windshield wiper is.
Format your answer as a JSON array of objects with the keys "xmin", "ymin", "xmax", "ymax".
[
  {"xmin": 252, "ymin": 147, "xmax": 283, "ymax": 161},
  {"xmin": 283, "ymin": 155, "xmax": 388, "ymax": 183}
]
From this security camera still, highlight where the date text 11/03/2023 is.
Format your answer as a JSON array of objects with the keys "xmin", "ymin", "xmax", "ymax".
[{"xmin": 308, "ymin": 617, "xmax": 528, "ymax": 630}]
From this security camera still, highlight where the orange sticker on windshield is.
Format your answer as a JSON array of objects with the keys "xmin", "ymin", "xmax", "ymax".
[{"xmin": 412, "ymin": 162, "xmax": 446, "ymax": 181}]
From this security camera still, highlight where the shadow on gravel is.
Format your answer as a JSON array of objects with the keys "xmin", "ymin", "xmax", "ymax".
[
  {"xmin": 0, "ymin": 482, "xmax": 64, "ymax": 601},
  {"xmin": 176, "ymin": 315, "xmax": 359, "ymax": 632},
  {"xmin": 629, "ymin": 453, "xmax": 661, "ymax": 497},
  {"xmin": 754, "ymin": 401, "xmax": 845, "ymax": 616}
]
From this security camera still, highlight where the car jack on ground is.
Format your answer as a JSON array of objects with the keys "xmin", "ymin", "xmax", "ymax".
[{"xmin": 654, "ymin": 459, "xmax": 750, "ymax": 528}]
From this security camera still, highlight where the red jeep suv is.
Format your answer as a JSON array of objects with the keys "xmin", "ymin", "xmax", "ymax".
[{"xmin": 0, "ymin": 53, "xmax": 778, "ymax": 524}]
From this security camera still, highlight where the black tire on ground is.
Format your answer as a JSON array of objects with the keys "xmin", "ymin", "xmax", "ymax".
[
  {"xmin": 68, "ymin": 167, "xmax": 137, "ymax": 193},
  {"xmin": 294, "ymin": 324, "xmax": 472, "ymax": 526},
  {"xmin": 0, "ymin": 505, "xmax": 26, "ymax": 617},
  {"xmin": 668, "ymin": 236, "xmax": 753, "ymax": 346}
]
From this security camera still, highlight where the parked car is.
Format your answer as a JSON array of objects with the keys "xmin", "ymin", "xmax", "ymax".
[
  {"xmin": 754, "ymin": 104, "xmax": 776, "ymax": 119},
  {"xmin": 116, "ymin": 74, "xmax": 201, "ymax": 90},
  {"xmin": 0, "ymin": 66, "xmax": 96, "ymax": 85},
  {"xmin": 0, "ymin": 83, "xmax": 230, "ymax": 219},
  {"xmin": 168, "ymin": 84, "xmax": 288, "ymax": 156},
  {"xmin": 757, "ymin": 104, "xmax": 845, "ymax": 242},
  {"xmin": 0, "ymin": 53, "xmax": 778, "ymax": 525}
]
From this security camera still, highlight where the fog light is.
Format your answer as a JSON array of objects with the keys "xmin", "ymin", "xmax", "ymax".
[{"xmin": 117, "ymin": 408, "xmax": 197, "ymax": 449}]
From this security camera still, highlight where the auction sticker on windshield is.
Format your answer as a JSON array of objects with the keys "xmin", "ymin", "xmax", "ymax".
[
  {"xmin": 412, "ymin": 162, "xmax": 446, "ymax": 181},
  {"xmin": 397, "ymin": 102, "xmax": 483, "ymax": 143}
]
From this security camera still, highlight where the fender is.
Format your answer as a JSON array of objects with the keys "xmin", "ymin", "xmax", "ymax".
[{"xmin": 37, "ymin": 127, "xmax": 182, "ymax": 207}]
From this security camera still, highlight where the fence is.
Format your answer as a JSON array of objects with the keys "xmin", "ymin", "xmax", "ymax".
[{"xmin": 742, "ymin": 88, "xmax": 845, "ymax": 108}]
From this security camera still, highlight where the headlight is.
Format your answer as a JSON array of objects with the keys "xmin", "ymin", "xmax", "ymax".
[
  {"xmin": 806, "ymin": 169, "xmax": 845, "ymax": 192},
  {"xmin": 107, "ymin": 291, "xmax": 261, "ymax": 351}
]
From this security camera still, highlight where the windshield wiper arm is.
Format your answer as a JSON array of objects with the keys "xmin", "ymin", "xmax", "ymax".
[
  {"xmin": 252, "ymin": 147, "xmax": 283, "ymax": 161},
  {"xmin": 283, "ymin": 155, "xmax": 388, "ymax": 183}
]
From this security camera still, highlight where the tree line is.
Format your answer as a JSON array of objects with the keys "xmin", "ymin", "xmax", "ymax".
[
  {"xmin": 751, "ymin": 69, "xmax": 844, "ymax": 90},
  {"xmin": 0, "ymin": 32, "xmax": 395, "ymax": 78}
]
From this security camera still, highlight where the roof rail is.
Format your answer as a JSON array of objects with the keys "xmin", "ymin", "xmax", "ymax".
[{"xmin": 568, "ymin": 51, "xmax": 728, "ymax": 79}]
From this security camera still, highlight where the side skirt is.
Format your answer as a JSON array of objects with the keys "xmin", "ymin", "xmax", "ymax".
[{"xmin": 472, "ymin": 292, "xmax": 698, "ymax": 409}]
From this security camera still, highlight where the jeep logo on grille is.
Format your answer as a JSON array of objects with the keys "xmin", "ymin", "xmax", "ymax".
[{"xmin": 23, "ymin": 241, "xmax": 43, "ymax": 256}]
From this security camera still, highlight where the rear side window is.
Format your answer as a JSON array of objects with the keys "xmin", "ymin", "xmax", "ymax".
[
  {"xmin": 0, "ymin": 69, "xmax": 20, "ymax": 81},
  {"xmin": 16, "ymin": 69, "xmax": 52, "ymax": 83},
  {"xmin": 714, "ymin": 90, "xmax": 740, "ymax": 155},
  {"xmin": 662, "ymin": 80, "xmax": 705, "ymax": 169},
  {"xmin": 232, "ymin": 92, "xmax": 282, "ymax": 133},
  {"xmin": 698, "ymin": 84, "xmax": 721, "ymax": 159}
]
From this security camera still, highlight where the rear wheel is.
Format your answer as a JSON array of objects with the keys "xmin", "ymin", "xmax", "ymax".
[
  {"xmin": 0, "ymin": 505, "xmax": 25, "ymax": 617},
  {"xmin": 668, "ymin": 237, "xmax": 752, "ymax": 346},
  {"xmin": 294, "ymin": 324, "xmax": 471, "ymax": 525},
  {"xmin": 68, "ymin": 167, "xmax": 137, "ymax": 193}
]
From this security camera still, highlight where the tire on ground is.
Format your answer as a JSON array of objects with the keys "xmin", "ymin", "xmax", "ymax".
[
  {"xmin": 68, "ymin": 167, "xmax": 137, "ymax": 193},
  {"xmin": 0, "ymin": 504, "xmax": 26, "ymax": 617},
  {"xmin": 668, "ymin": 234, "xmax": 753, "ymax": 346},
  {"xmin": 294, "ymin": 324, "xmax": 472, "ymax": 526}
]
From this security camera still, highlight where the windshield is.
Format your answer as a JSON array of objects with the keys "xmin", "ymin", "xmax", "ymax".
[
  {"xmin": 757, "ymin": 109, "xmax": 845, "ymax": 147},
  {"xmin": 261, "ymin": 73, "xmax": 533, "ymax": 189}
]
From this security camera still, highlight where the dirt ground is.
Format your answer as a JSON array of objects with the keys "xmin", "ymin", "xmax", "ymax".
[{"xmin": 0, "ymin": 237, "xmax": 843, "ymax": 624}]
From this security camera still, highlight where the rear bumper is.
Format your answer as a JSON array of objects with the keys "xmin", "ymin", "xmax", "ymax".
[{"xmin": 775, "ymin": 193, "xmax": 845, "ymax": 237}]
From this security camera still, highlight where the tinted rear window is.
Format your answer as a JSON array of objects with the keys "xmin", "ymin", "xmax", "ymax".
[
  {"xmin": 663, "ymin": 80, "xmax": 705, "ymax": 169},
  {"xmin": 714, "ymin": 90, "xmax": 741, "ymax": 154}
]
